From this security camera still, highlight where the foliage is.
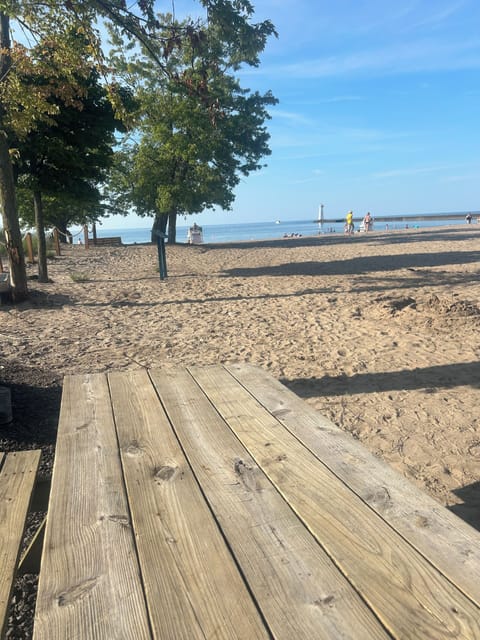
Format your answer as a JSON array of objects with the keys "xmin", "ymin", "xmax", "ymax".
[
  {"xmin": 17, "ymin": 189, "xmax": 108, "ymax": 232},
  {"xmin": 0, "ymin": 5, "xmax": 100, "ymax": 136},
  {"xmin": 0, "ymin": 0, "xmax": 276, "ymax": 297},
  {"xmin": 13, "ymin": 69, "xmax": 132, "ymax": 231},
  {"xmin": 107, "ymin": 6, "xmax": 277, "ymax": 241},
  {"xmin": 1, "ymin": 1, "xmax": 274, "ymax": 132}
]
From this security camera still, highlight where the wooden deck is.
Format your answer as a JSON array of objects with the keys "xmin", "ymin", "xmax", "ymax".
[{"xmin": 33, "ymin": 364, "xmax": 480, "ymax": 639}]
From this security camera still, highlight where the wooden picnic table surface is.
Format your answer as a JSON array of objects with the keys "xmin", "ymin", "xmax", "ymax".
[{"xmin": 33, "ymin": 364, "xmax": 480, "ymax": 639}]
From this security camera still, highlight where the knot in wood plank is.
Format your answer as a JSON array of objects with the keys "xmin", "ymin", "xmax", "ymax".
[
  {"xmin": 106, "ymin": 514, "xmax": 131, "ymax": 529},
  {"xmin": 233, "ymin": 458, "xmax": 262, "ymax": 492},
  {"xmin": 363, "ymin": 486, "xmax": 392, "ymax": 512},
  {"xmin": 153, "ymin": 465, "xmax": 179, "ymax": 483},
  {"xmin": 314, "ymin": 594, "xmax": 336, "ymax": 608},
  {"xmin": 57, "ymin": 577, "xmax": 99, "ymax": 607},
  {"xmin": 125, "ymin": 440, "xmax": 143, "ymax": 457}
]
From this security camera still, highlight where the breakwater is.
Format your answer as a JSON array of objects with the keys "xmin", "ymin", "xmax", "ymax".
[{"xmin": 318, "ymin": 211, "xmax": 479, "ymax": 224}]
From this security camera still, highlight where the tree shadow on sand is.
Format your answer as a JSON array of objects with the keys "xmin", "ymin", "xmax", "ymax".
[
  {"xmin": 2, "ymin": 289, "xmax": 76, "ymax": 309},
  {"xmin": 282, "ymin": 361, "xmax": 480, "ymax": 399},
  {"xmin": 222, "ymin": 250, "xmax": 480, "ymax": 278}
]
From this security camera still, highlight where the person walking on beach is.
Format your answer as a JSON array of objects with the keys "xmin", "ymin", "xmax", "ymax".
[
  {"xmin": 345, "ymin": 210, "xmax": 354, "ymax": 235},
  {"xmin": 363, "ymin": 211, "xmax": 373, "ymax": 231},
  {"xmin": 465, "ymin": 213, "xmax": 472, "ymax": 224}
]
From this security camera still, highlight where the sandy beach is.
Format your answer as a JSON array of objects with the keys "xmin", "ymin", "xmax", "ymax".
[
  {"xmin": 2, "ymin": 225, "xmax": 480, "ymax": 523},
  {"xmin": 1, "ymin": 225, "xmax": 479, "ymax": 511}
]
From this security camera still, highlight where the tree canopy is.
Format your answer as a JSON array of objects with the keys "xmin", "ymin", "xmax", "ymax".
[
  {"xmin": 0, "ymin": 1, "xmax": 276, "ymax": 298},
  {"xmin": 108, "ymin": 9, "xmax": 277, "ymax": 242},
  {"xmin": 15, "ymin": 70, "xmax": 131, "ymax": 230}
]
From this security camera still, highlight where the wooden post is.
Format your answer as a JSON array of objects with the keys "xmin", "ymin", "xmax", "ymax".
[
  {"xmin": 53, "ymin": 228, "xmax": 61, "ymax": 256},
  {"xmin": 83, "ymin": 225, "xmax": 89, "ymax": 249},
  {"xmin": 0, "ymin": 253, "xmax": 3, "ymax": 272},
  {"xmin": 25, "ymin": 232, "xmax": 34, "ymax": 263},
  {"xmin": 92, "ymin": 222, "xmax": 97, "ymax": 246}
]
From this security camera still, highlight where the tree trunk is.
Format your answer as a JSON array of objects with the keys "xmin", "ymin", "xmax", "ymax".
[
  {"xmin": 33, "ymin": 189, "xmax": 48, "ymax": 282},
  {"xmin": 0, "ymin": 13, "xmax": 28, "ymax": 302},
  {"xmin": 56, "ymin": 221, "xmax": 70, "ymax": 243},
  {"xmin": 167, "ymin": 211, "xmax": 177, "ymax": 244},
  {"xmin": 151, "ymin": 213, "xmax": 168, "ymax": 243},
  {"xmin": 0, "ymin": 132, "xmax": 28, "ymax": 301}
]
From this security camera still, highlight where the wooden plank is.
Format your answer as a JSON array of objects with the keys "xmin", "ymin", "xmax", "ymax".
[
  {"xmin": 108, "ymin": 369, "xmax": 269, "ymax": 640},
  {"xmin": 150, "ymin": 367, "xmax": 389, "ymax": 640},
  {"xmin": 33, "ymin": 374, "xmax": 151, "ymax": 640},
  {"xmin": 191, "ymin": 364, "xmax": 480, "ymax": 640},
  {"xmin": 0, "ymin": 449, "xmax": 41, "ymax": 638},
  {"xmin": 227, "ymin": 362, "xmax": 480, "ymax": 606}
]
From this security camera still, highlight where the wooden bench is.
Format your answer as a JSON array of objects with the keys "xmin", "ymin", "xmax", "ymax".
[
  {"xmin": 91, "ymin": 236, "xmax": 122, "ymax": 247},
  {"xmin": 33, "ymin": 365, "xmax": 480, "ymax": 639},
  {"xmin": 0, "ymin": 450, "xmax": 41, "ymax": 638}
]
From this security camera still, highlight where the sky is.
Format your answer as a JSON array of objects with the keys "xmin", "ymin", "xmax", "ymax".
[{"xmin": 103, "ymin": 0, "xmax": 480, "ymax": 228}]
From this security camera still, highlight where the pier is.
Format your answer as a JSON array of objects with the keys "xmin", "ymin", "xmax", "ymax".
[{"xmin": 315, "ymin": 211, "xmax": 479, "ymax": 224}]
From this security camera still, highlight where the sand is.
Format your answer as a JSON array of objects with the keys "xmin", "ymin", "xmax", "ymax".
[{"xmin": 2, "ymin": 224, "xmax": 480, "ymax": 531}]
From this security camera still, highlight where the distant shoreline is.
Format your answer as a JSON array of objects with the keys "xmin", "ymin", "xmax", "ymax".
[
  {"xmin": 318, "ymin": 211, "xmax": 480, "ymax": 224},
  {"xmin": 84, "ymin": 217, "xmax": 480, "ymax": 246},
  {"xmin": 122, "ymin": 222, "xmax": 479, "ymax": 246}
]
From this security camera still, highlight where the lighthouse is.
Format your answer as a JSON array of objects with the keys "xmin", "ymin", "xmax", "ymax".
[{"xmin": 318, "ymin": 204, "xmax": 324, "ymax": 227}]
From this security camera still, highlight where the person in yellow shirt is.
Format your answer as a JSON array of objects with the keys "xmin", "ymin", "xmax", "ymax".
[{"xmin": 345, "ymin": 210, "xmax": 354, "ymax": 234}]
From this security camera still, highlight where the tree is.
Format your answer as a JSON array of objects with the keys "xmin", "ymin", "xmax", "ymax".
[
  {"xmin": 108, "ymin": 8, "xmax": 277, "ymax": 243},
  {"xmin": 13, "ymin": 69, "xmax": 129, "ymax": 280},
  {"xmin": 0, "ymin": 3, "xmax": 106, "ymax": 298},
  {"xmin": 17, "ymin": 188, "xmax": 108, "ymax": 239},
  {"xmin": 0, "ymin": 1, "xmax": 275, "ymax": 299},
  {"xmin": 0, "ymin": 13, "xmax": 27, "ymax": 299}
]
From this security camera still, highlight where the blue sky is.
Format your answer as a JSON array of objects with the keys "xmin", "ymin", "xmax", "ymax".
[{"xmin": 105, "ymin": 0, "xmax": 480, "ymax": 228}]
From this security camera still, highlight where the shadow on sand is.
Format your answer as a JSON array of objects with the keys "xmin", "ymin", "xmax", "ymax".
[
  {"xmin": 282, "ymin": 363, "xmax": 480, "ymax": 532},
  {"xmin": 222, "ymin": 250, "xmax": 480, "ymax": 278},
  {"xmin": 281, "ymin": 361, "xmax": 480, "ymax": 399},
  {"xmin": 450, "ymin": 481, "xmax": 480, "ymax": 531}
]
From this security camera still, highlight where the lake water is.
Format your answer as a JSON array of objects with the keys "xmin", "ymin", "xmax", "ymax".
[{"xmin": 93, "ymin": 214, "xmax": 478, "ymax": 245}]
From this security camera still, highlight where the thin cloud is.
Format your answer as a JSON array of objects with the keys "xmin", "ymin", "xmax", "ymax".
[
  {"xmin": 271, "ymin": 110, "xmax": 314, "ymax": 126},
  {"xmin": 373, "ymin": 166, "xmax": 450, "ymax": 179},
  {"xmin": 317, "ymin": 95, "xmax": 364, "ymax": 103},
  {"xmin": 255, "ymin": 38, "xmax": 480, "ymax": 78},
  {"xmin": 288, "ymin": 176, "xmax": 323, "ymax": 185},
  {"xmin": 443, "ymin": 172, "xmax": 479, "ymax": 182},
  {"xmin": 407, "ymin": 1, "xmax": 467, "ymax": 30}
]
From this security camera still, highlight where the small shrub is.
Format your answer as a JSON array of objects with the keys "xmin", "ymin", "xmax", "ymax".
[{"xmin": 70, "ymin": 271, "xmax": 90, "ymax": 283}]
